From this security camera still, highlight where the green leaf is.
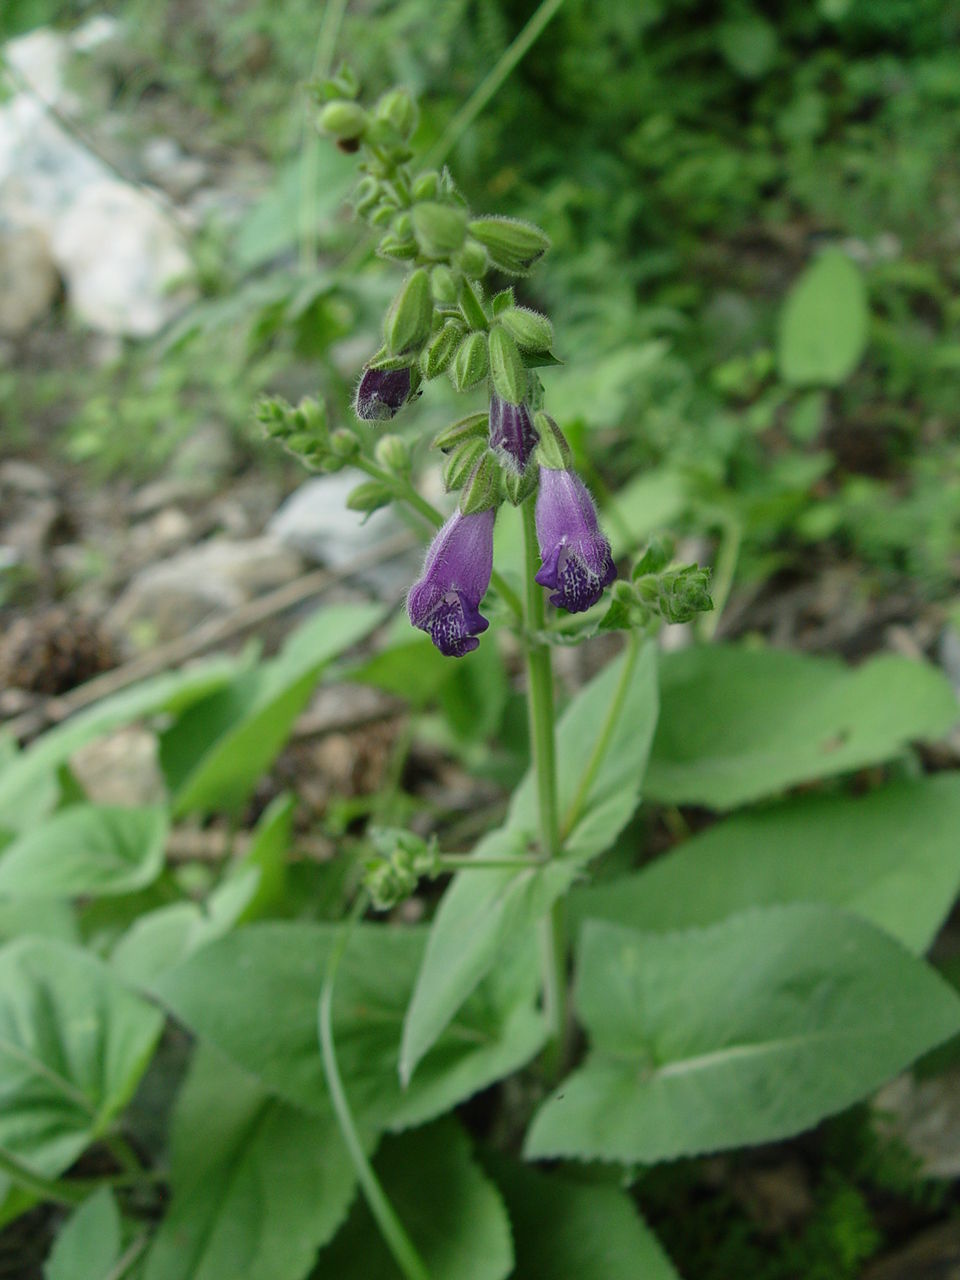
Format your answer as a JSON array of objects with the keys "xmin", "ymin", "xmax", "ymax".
[
  {"xmin": 0, "ymin": 805, "xmax": 168, "ymax": 899},
  {"xmin": 161, "ymin": 602, "xmax": 383, "ymax": 816},
  {"xmin": 778, "ymin": 250, "xmax": 869, "ymax": 387},
  {"xmin": 44, "ymin": 1188, "xmax": 121, "ymax": 1280},
  {"xmin": 0, "ymin": 658, "xmax": 241, "ymax": 830},
  {"xmin": 571, "ymin": 775, "xmax": 960, "ymax": 953},
  {"xmin": 0, "ymin": 938, "xmax": 164, "ymax": 1185},
  {"xmin": 153, "ymin": 922, "xmax": 544, "ymax": 1134},
  {"xmin": 718, "ymin": 15, "xmax": 778, "ymax": 79},
  {"xmin": 316, "ymin": 1118, "xmax": 512, "ymax": 1280},
  {"xmin": 526, "ymin": 907, "xmax": 960, "ymax": 1163},
  {"xmin": 487, "ymin": 1156, "xmax": 679, "ymax": 1280},
  {"xmin": 232, "ymin": 792, "xmax": 293, "ymax": 923},
  {"xmin": 143, "ymin": 1047, "xmax": 354, "ymax": 1280},
  {"xmin": 646, "ymin": 644, "xmax": 957, "ymax": 810},
  {"xmin": 400, "ymin": 644, "xmax": 659, "ymax": 1082},
  {"xmin": 607, "ymin": 469, "xmax": 689, "ymax": 560},
  {"xmin": 0, "ymin": 899, "xmax": 77, "ymax": 945}
]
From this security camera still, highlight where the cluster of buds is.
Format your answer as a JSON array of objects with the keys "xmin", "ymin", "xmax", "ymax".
[
  {"xmin": 363, "ymin": 829, "xmax": 438, "ymax": 911},
  {"xmin": 310, "ymin": 73, "xmax": 621, "ymax": 657},
  {"xmin": 595, "ymin": 536, "xmax": 713, "ymax": 635}
]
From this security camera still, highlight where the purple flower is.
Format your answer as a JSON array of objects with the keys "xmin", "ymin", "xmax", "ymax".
[
  {"xmin": 535, "ymin": 468, "xmax": 616, "ymax": 613},
  {"xmin": 355, "ymin": 365, "xmax": 412, "ymax": 421},
  {"xmin": 488, "ymin": 392, "xmax": 539, "ymax": 474},
  {"xmin": 407, "ymin": 507, "xmax": 496, "ymax": 656}
]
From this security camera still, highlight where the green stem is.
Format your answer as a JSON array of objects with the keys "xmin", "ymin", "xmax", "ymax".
[
  {"xmin": 520, "ymin": 498, "xmax": 567, "ymax": 1070},
  {"xmin": 320, "ymin": 896, "xmax": 432, "ymax": 1280},
  {"xmin": 105, "ymin": 1236, "xmax": 149, "ymax": 1280},
  {"xmin": 434, "ymin": 854, "xmax": 546, "ymax": 872},
  {"xmin": 560, "ymin": 631, "xmax": 640, "ymax": 841},
  {"xmin": 425, "ymin": 0, "xmax": 568, "ymax": 168},
  {"xmin": 299, "ymin": 0, "xmax": 350, "ymax": 272},
  {"xmin": 0, "ymin": 1147, "xmax": 86, "ymax": 1208},
  {"xmin": 699, "ymin": 512, "xmax": 741, "ymax": 641}
]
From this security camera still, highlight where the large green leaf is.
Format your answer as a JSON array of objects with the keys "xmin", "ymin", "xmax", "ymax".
[
  {"xmin": 778, "ymin": 249, "xmax": 869, "ymax": 386},
  {"xmin": 526, "ymin": 906, "xmax": 960, "ymax": 1163},
  {"xmin": 0, "ymin": 658, "xmax": 241, "ymax": 829},
  {"xmin": 571, "ymin": 775, "xmax": 960, "ymax": 953},
  {"xmin": 0, "ymin": 938, "xmax": 164, "ymax": 1186},
  {"xmin": 646, "ymin": 644, "xmax": 957, "ymax": 810},
  {"xmin": 0, "ymin": 805, "xmax": 168, "ymax": 899},
  {"xmin": 160, "ymin": 602, "xmax": 383, "ymax": 816},
  {"xmin": 153, "ymin": 921, "xmax": 544, "ymax": 1135},
  {"xmin": 400, "ymin": 643, "xmax": 659, "ymax": 1083},
  {"xmin": 44, "ymin": 1188, "xmax": 121, "ymax": 1280},
  {"xmin": 316, "ymin": 1118, "xmax": 512, "ymax": 1280},
  {"xmin": 0, "ymin": 899, "xmax": 77, "ymax": 945},
  {"xmin": 487, "ymin": 1156, "xmax": 679, "ymax": 1280},
  {"xmin": 143, "ymin": 1047, "xmax": 354, "ymax": 1280}
]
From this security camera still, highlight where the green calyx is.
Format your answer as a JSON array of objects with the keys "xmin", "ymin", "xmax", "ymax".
[
  {"xmin": 489, "ymin": 325, "xmax": 528, "ymax": 404},
  {"xmin": 467, "ymin": 216, "xmax": 551, "ymax": 275},
  {"xmin": 534, "ymin": 412, "xmax": 572, "ymax": 470},
  {"xmin": 412, "ymin": 202, "xmax": 468, "ymax": 260},
  {"xmin": 384, "ymin": 268, "xmax": 432, "ymax": 355},
  {"xmin": 432, "ymin": 412, "xmax": 489, "ymax": 452},
  {"xmin": 499, "ymin": 306, "xmax": 554, "ymax": 352},
  {"xmin": 450, "ymin": 331, "xmax": 489, "ymax": 392},
  {"xmin": 459, "ymin": 451, "xmax": 503, "ymax": 514}
]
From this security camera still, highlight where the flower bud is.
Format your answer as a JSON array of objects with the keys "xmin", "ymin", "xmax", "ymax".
[
  {"xmin": 316, "ymin": 100, "xmax": 367, "ymax": 142},
  {"xmin": 354, "ymin": 175, "xmax": 381, "ymax": 215},
  {"xmin": 455, "ymin": 238, "xmax": 489, "ymax": 278},
  {"xmin": 384, "ymin": 268, "xmax": 432, "ymax": 355},
  {"xmin": 346, "ymin": 480, "xmax": 394, "ymax": 514},
  {"xmin": 412, "ymin": 202, "xmax": 468, "ymax": 260},
  {"xmin": 499, "ymin": 306, "xmax": 553, "ymax": 352},
  {"xmin": 459, "ymin": 451, "xmax": 502, "ymax": 515},
  {"xmin": 374, "ymin": 434, "xmax": 411, "ymax": 475},
  {"xmin": 443, "ymin": 437, "xmax": 486, "ymax": 491},
  {"xmin": 533, "ymin": 411, "xmax": 572, "ymax": 470},
  {"xmin": 430, "ymin": 265, "xmax": 458, "ymax": 304},
  {"xmin": 376, "ymin": 88, "xmax": 418, "ymax": 139},
  {"xmin": 450, "ymin": 331, "xmax": 489, "ymax": 392},
  {"xmin": 329, "ymin": 428, "xmax": 360, "ymax": 459},
  {"xmin": 492, "ymin": 288, "xmax": 515, "ymax": 315},
  {"xmin": 413, "ymin": 171, "xmax": 442, "ymax": 201},
  {"xmin": 420, "ymin": 321, "xmax": 463, "ymax": 380},
  {"xmin": 488, "ymin": 325, "xmax": 528, "ymax": 405},
  {"xmin": 392, "ymin": 212, "xmax": 413, "ymax": 240},
  {"xmin": 467, "ymin": 216, "xmax": 550, "ymax": 275},
  {"xmin": 378, "ymin": 234, "xmax": 418, "ymax": 261},
  {"xmin": 432, "ymin": 411, "xmax": 489, "ymax": 452}
]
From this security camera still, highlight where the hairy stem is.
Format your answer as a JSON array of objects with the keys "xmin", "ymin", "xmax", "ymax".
[
  {"xmin": 521, "ymin": 498, "xmax": 567, "ymax": 1070},
  {"xmin": 425, "ymin": 0, "xmax": 568, "ymax": 167},
  {"xmin": 320, "ymin": 896, "xmax": 432, "ymax": 1280}
]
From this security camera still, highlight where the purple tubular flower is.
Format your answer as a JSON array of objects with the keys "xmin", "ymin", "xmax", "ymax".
[
  {"xmin": 488, "ymin": 392, "xmax": 539, "ymax": 473},
  {"xmin": 407, "ymin": 507, "xmax": 496, "ymax": 656},
  {"xmin": 535, "ymin": 468, "xmax": 616, "ymax": 613},
  {"xmin": 355, "ymin": 365, "xmax": 412, "ymax": 421}
]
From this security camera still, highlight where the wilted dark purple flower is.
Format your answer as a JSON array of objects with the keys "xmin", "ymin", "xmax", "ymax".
[
  {"xmin": 355, "ymin": 365, "xmax": 412, "ymax": 421},
  {"xmin": 535, "ymin": 468, "xmax": 616, "ymax": 613},
  {"xmin": 407, "ymin": 507, "xmax": 496, "ymax": 656},
  {"xmin": 488, "ymin": 392, "xmax": 539, "ymax": 474}
]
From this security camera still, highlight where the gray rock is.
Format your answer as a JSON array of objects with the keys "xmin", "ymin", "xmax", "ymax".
[
  {"xmin": 0, "ymin": 225, "xmax": 59, "ymax": 334},
  {"xmin": 875, "ymin": 1070, "xmax": 960, "ymax": 1178},
  {"xmin": 70, "ymin": 726, "xmax": 166, "ymax": 806},
  {"xmin": 108, "ymin": 535, "xmax": 303, "ymax": 641},
  {"xmin": 268, "ymin": 474, "xmax": 422, "ymax": 597}
]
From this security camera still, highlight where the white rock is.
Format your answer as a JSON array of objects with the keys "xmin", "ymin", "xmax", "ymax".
[
  {"xmin": 3, "ymin": 28, "xmax": 72, "ymax": 103},
  {"xmin": 0, "ymin": 225, "xmax": 59, "ymax": 334},
  {"xmin": 108, "ymin": 536, "xmax": 303, "ymax": 640},
  {"xmin": 51, "ymin": 180, "xmax": 193, "ymax": 336},
  {"xmin": 268, "ymin": 474, "xmax": 422, "ymax": 597}
]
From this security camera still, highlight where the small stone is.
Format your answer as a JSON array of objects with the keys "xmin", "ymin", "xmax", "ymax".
[
  {"xmin": 0, "ymin": 226, "xmax": 59, "ymax": 335},
  {"xmin": 70, "ymin": 727, "xmax": 165, "ymax": 807},
  {"xmin": 0, "ymin": 460, "xmax": 55, "ymax": 496}
]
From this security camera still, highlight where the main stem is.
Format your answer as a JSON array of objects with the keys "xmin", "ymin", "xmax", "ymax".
[{"xmin": 520, "ymin": 498, "xmax": 566, "ymax": 1070}]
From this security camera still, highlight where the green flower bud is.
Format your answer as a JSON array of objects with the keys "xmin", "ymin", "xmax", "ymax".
[
  {"xmin": 374, "ymin": 434, "xmax": 411, "ymax": 475},
  {"xmin": 384, "ymin": 268, "xmax": 432, "ymax": 355},
  {"xmin": 503, "ymin": 464, "xmax": 539, "ymax": 507},
  {"xmin": 499, "ymin": 306, "xmax": 553, "ymax": 352},
  {"xmin": 412, "ymin": 202, "xmax": 468, "ymax": 260},
  {"xmin": 346, "ymin": 480, "xmax": 394, "ymax": 514},
  {"xmin": 533, "ymin": 412, "xmax": 571, "ymax": 470},
  {"xmin": 443, "ymin": 436, "xmax": 486, "ymax": 491},
  {"xmin": 420, "ymin": 321, "xmax": 464, "ymax": 380},
  {"xmin": 450, "ymin": 331, "xmax": 489, "ymax": 392},
  {"xmin": 354, "ymin": 175, "xmax": 381, "ymax": 215},
  {"xmin": 312, "ymin": 63, "xmax": 360, "ymax": 102},
  {"xmin": 455, "ymin": 238, "xmax": 489, "ymax": 278},
  {"xmin": 378, "ymin": 234, "xmax": 419, "ymax": 262},
  {"xmin": 376, "ymin": 88, "xmax": 418, "ymax": 139},
  {"xmin": 432, "ymin": 411, "xmax": 489, "ymax": 451},
  {"xmin": 459, "ymin": 451, "xmax": 502, "ymax": 514},
  {"xmin": 488, "ymin": 325, "xmax": 528, "ymax": 405},
  {"xmin": 370, "ymin": 202, "xmax": 397, "ymax": 228},
  {"xmin": 492, "ymin": 288, "xmax": 515, "ymax": 315},
  {"xmin": 392, "ymin": 212, "xmax": 413, "ymax": 240},
  {"xmin": 329, "ymin": 428, "xmax": 360, "ymax": 459},
  {"xmin": 413, "ymin": 171, "xmax": 442, "ymax": 201},
  {"xmin": 316, "ymin": 100, "xmax": 367, "ymax": 142},
  {"xmin": 430, "ymin": 265, "xmax": 458, "ymax": 304},
  {"xmin": 467, "ymin": 216, "xmax": 551, "ymax": 275}
]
